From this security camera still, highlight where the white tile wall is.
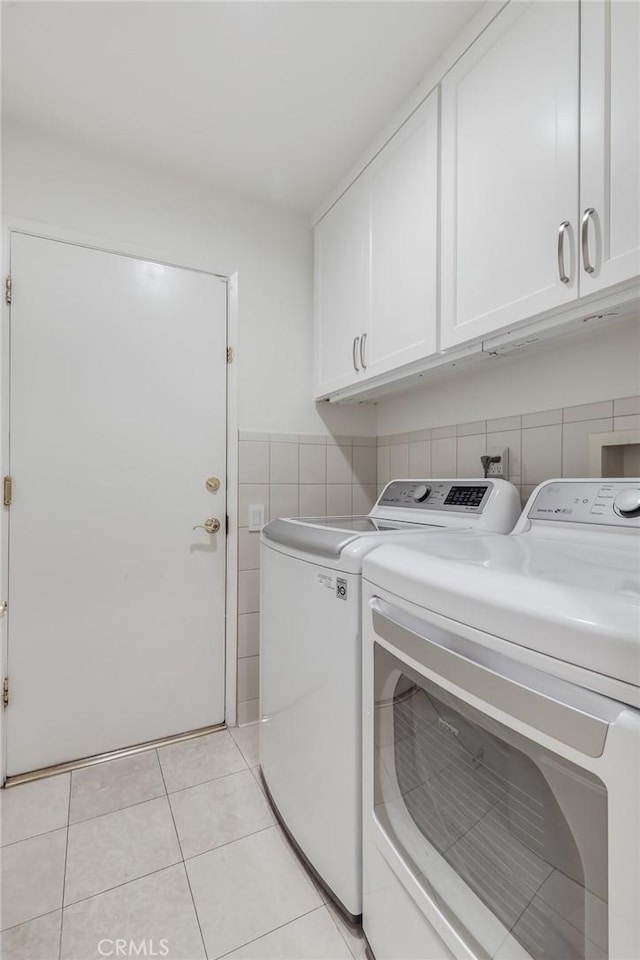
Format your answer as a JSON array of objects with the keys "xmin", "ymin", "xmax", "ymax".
[
  {"xmin": 238, "ymin": 442, "xmax": 270, "ymax": 485},
  {"xmin": 615, "ymin": 413, "xmax": 640, "ymax": 431},
  {"xmin": 236, "ymin": 432, "xmax": 376, "ymax": 723},
  {"xmin": 299, "ymin": 444, "xmax": 326, "ymax": 484},
  {"xmin": 614, "ymin": 396, "xmax": 640, "ymax": 417},
  {"xmin": 237, "ymin": 613, "xmax": 259, "ymax": 659},
  {"xmin": 327, "ymin": 484, "xmax": 352, "ymax": 516},
  {"xmin": 353, "ymin": 484, "xmax": 377, "ymax": 515},
  {"xmin": 270, "ymin": 484, "xmax": 299, "ymax": 520},
  {"xmin": 353, "ymin": 446, "xmax": 377, "ymax": 484},
  {"xmin": 431, "ymin": 437, "xmax": 456, "ymax": 477},
  {"xmin": 521, "ymin": 408, "xmax": 563, "ymax": 428},
  {"xmin": 326, "ymin": 444, "xmax": 353, "ymax": 484},
  {"xmin": 562, "ymin": 417, "xmax": 613, "ymax": 477},
  {"xmin": 521, "ymin": 424, "xmax": 563, "ymax": 484},
  {"xmin": 408, "ymin": 440, "xmax": 430, "ymax": 478},
  {"xmin": 299, "ymin": 484, "xmax": 326, "ymax": 516},
  {"xmin": 235, "ymin": 394, "xmax": 639, "ymax": 724},
  {"xmin": 456, "ymin": 433, "xmax": 486, "ymax": 478},
  {"xmin": 270, "ymin": 442, "xmax": 299, "ymax": 484},
  {"xmin": 389, "ymin": 442, "xmax": 409, "ymax": 478}
]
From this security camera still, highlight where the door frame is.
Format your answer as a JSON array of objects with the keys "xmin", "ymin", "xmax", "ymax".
[{"xmin": 0, "ymin": 218, "xmax": 239, "ymax": 781}]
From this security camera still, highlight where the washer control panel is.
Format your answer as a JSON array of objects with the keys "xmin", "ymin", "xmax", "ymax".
[
  {"xmin": 378, "ymin": 480, "xmax": 492, "ymax": 513},
  {"xmin": 528, "ymin": 481, "xmax": 640, "ymax": 526}
]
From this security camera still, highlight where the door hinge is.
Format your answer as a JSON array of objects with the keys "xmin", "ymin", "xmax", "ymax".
[
  {"xmin": 226, "ymin": 347, "xmax": 234, "ymax": 364},
  {"xmin": 5, "ymin": 276, "xmax": 11, "ymax": 305},
  {"xmin": 0, "ymin": 601, "xmax": 7, "ymax": 618},
  {"xmin": 3, "ymin": 678, "xmax": 8, "ymax": 708},
  {"xmin": 3, "ymin": 476, "xmax": 12, "ymax": 507}
]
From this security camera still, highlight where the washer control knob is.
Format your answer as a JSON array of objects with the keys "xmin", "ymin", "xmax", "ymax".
[
  {"xmin": 413, "ymin": 484, "xmax": 431, "ymax": 503},
  {"xmin": 613, "ymin": 489, "xmax": 640, "ymax": 518}
]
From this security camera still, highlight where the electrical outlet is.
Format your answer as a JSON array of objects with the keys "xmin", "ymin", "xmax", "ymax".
[
  {"xmin": 248, "ymin": 503, "xmax": 265, "ymax": 531},
  {"xmin": 484, "ymin": 447, "xmax": 509, "ymax": 478}
]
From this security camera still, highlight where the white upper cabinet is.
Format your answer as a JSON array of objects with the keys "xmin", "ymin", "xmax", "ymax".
[
  {"xmin": 314, "ymin": 92, "xmax": 439, "ymax": 397},
  {"xmin": 313, "ymin": 0, "xmax": 639, "ymax": 399},
  {"xmin": 314, "ymin": 177, "xmax": 369, "ymax": 397},
  {"xmin": 580, "ymin": 0, "xmax": 640, "ymax": 292},
  {"xmin": 440, "ymin": 0, "xmax": 580, "ymax": 350},
  {"xmin": 365, "ymin": 93, "xmax": 439, "ymax": 379}
]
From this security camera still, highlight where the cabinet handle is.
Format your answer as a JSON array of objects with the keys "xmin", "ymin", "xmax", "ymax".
[
  {"xmin": 359, "ymin": 333, "xmax": 367, "ymax": 370},
  {"xmin": 352, "ymin": 336, "xmax": 361, "ymax": 372},
  {"xmin": 557, "ymin": 220, "xmax": 571, "ymax": 285},
  {"xmin": 581, "ymin": 207, "xmax": 596, "ymax": 274}
]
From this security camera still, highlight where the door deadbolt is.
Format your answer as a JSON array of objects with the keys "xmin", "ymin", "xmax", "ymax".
[
  {"xmin": 206, "ymin": 476, "xmax": 221, "ymax": 493},
  {"xmin": 193, "ymin": 518, "xmax": 221, "ymax": 534}
]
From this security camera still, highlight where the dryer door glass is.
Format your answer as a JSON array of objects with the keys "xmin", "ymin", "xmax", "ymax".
[{"xmin": 373, "ymin": 643, "xmax": 609, "ymax": 960}]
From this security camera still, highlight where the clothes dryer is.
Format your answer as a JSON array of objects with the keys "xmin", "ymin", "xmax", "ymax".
[{"xmin": 362, "ymin": 479, "xmax": 640, "ymax": 959}]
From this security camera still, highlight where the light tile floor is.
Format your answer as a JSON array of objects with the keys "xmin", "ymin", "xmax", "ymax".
[{"xmin": 0, "ymin": 725, "xmax": 367, "ymax": 960}]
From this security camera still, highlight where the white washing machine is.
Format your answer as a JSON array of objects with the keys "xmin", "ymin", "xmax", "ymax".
[
  {"xmin": 362, "ymin": 479, "xmax": 640, "ymax": 960},
  {"xmin": 259, "ymin": 478, "xmax": 520, "ymax": 921}
]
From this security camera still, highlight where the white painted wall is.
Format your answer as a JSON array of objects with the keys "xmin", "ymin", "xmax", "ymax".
[
  {"xmin": 375, "ymin": 316, "xmax": 640, "ymax": 434},
  {"xmin": 1, "ymin": 120, "xmax": 376, "ymax": 438}
]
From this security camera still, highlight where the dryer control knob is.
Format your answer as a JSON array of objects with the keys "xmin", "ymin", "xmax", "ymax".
[
  {"xmin": 613, "ymin": 489, "xmax": 640, "ymax": 518},
  {"xmin": 413, "ymin": 484, "xmax": 431, "ymax": 503}
]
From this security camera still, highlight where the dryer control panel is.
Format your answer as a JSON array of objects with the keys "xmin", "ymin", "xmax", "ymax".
[
  {"xmin": 528, "ymin": 481, "xmax": 640, "ymax": 526},
  {"xmin": 378, "ymin": 480, "xmax": 492, "ymax": 513}
]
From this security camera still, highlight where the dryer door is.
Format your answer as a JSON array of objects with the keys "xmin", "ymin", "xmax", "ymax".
[{"xmin": 371, "ymin": 605, "xmax": 611, "ymax": 960}]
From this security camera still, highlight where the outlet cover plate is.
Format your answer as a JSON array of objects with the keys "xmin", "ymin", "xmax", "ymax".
[{"xmin": 485, "ymin": 447, "xmax": 509, "ymax": 478}]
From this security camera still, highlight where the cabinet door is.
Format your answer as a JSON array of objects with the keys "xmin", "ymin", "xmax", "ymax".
[
  {"xmin": 364, "ymin": 92, "xmax": 439, "ymax": 379},
  {"xmin": 580, "ymin": 0, "xmax": 640, "ymax": 292},
  {"xmin": 440, "ymin": 0, "xmax": 579, "ymax": 350},
  {"xmin": 314, "ymin": 179, "xmax": 369, "ymax": 397}
]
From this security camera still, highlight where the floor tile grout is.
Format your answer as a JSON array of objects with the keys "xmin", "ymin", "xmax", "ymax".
[
  {"xmin": 214, "ymin": 903, "xmax": 329, "ymax": 960},
  {"xmin": 1, "ymin": 822, "xmax": 69, "ymax": 849},
  {"xmin": 326, "ymin": 905, "xmax": 361, "ymax": 960},
  {"xmin": 183, "ymin": 821, "xmax": 277, "ymax": 866},
  {"xmin": 0, "ymin": 907, "xmax": 63, "ymax": 936},
  {"xmin": 179, "ymin": 861, "xmax": 209, "ymax": 960},
  {"xmin": 66, "ymin": 792, "xmax": 174, "ymax": 840},
  {"xmin": 57, "ymin": 779, "xmax": 73, "ymax": 960},
  {"xmin": 156, "ymin": 748, "xmax": 210, "ymax": 960},
  {"xmin": 3, "ymin": 728, "xmax": 352, "ymax": 958},
  {"xmin": 61, "ymin": 859, "xmax": 184, "ymax": 912},
  {"xmin": 68, "ymin": 788, "xmax": 169, "ymax": 827},
  {"xmin": 166, "ymin": 763, "xmax": 252, "ymax": 800}
]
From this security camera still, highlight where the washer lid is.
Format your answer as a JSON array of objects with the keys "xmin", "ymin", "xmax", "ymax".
[
  {"xmin": 262, "ymin": 515, "xmax": 439, "ymax": 559},
  {"xmin": 364, "ymin": 534, "xmax": 640, "ymax": 688}
]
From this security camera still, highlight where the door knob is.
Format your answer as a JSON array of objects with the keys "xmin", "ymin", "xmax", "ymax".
[{"xmin": 193, "ymin": 518, "xmax": 221, "ymax": 534}]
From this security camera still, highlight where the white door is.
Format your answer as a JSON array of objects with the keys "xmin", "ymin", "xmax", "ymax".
[
  {"xmin": 580, "ymin": 0, "xmax": 640, "ymax": 292},
  {"xmin": 440, "ymin": 0, "xmax": 580, "ymax": 349},
  {"xmin": 5, "ymin": 233, "xmax": 228, "ymax": 776},
  {"xmin": 365, "ymin": 91, "xmax": 439, "ymax": 379},
  {"xmin": 314, "ymin": 178, "xmax": 369, "ymax": 397}
]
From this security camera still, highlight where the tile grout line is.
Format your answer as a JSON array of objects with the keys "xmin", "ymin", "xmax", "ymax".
[
  {"xmin": 1, "ymin": 820, "xmax": 71, "ymax": 850},
  {"xmin": 325, "ymin": 905, "xmax": 360, "ymax": 960},
  {"xmin": 183, "ymin": 821, "xmax": 276, "ymax": 868},
  {"xmin": 57, "ymin": 861, "xmax": 184, "ymax": 914},
  {"xmin": 156, "ymin": 748, "xmax": 209, "ymax": 960},
  {"xmin": 66, "ymin": 788, "xmax": 168, "ymax": 829},
  {"xmin": 214, "ymin": 903, "xmax": 329, "ymax": 960},
  {"xmin": 0, "ymin": 907, "xmax": 62, "ymax": 938},
  {"xmin": 57, "ymin": 774, "xmax": 73, "ymax": 960},
  {"xmin": 166, "ymin": 761, "xmax": 252, "ymax": 799}
]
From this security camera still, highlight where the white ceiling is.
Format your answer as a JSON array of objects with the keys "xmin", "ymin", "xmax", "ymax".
[{"xmin": 2, "ymin": 1, "xmax": 483, "ymax": 213}]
